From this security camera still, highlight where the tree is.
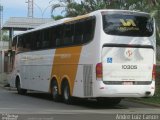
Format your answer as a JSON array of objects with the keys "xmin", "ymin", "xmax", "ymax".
[
  {"xmin": 50, "ymin": 0, "xmax": 73, "ymax": 17},
  {"xmin": 50, "ymin": 0, "xmax": 116, "ymax": 17},
  {"xmin": 0, "ymin": 30, "xmax": 9, "ymax": 41},
  {"xmin": 51, "ymin": 0, "xmax": 160, "ymax": 16},
  {"xmin": 52, "ymin": 15, "xmax": 64, "ymax": 20}
]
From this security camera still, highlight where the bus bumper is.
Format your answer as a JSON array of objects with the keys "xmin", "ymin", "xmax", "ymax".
[{"xmin": 93, "ymin": 81, "xmax": 155, "ymax": 98}]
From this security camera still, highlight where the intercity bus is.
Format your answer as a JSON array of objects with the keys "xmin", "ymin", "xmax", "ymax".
[{"xmin": 9, "ymin": 9, "xmax": 156, "ymax": 105}]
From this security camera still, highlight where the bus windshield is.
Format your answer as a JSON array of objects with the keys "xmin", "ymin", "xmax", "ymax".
[{"xmin": 102, "ymin": 13, "xmax": 153, "ymax": 37}]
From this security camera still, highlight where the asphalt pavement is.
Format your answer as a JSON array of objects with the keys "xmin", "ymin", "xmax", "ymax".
[{"xmin": 0, "ymin": 86, "xmax": 160, "ymax": 120}]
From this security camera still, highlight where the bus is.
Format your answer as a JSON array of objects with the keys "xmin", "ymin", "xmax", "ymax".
[{"xmin": 9, "ymin": 9, "xmax": 156, "ymax": 105}]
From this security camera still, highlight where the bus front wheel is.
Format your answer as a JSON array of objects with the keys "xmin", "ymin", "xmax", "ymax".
[{"xmin": 16, "ymin": 78, "xmax": 27, "ymax": 95}]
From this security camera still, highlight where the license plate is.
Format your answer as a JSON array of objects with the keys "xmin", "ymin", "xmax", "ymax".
[{"xmin": 123, "ymin": 81, "xmax": 133, "ymax": 85}]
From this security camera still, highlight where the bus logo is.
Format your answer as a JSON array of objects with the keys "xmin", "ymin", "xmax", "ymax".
[
  {"xmin": 120, "ymin": 19, "xmax": 136, "ymax": 27},
  {"xmin": 126, "ymin": 50, "xmax": 132, "ymax": 57},
  {"xmin": 125, "ymin": 49, "xmax": 133, "ymax": 60}
]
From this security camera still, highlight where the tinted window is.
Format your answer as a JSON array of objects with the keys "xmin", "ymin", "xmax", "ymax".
[
  {"xmin": 36, "ymin": 31, "xmax": 42, "ymax": 49},
  {"xmin": 64, "ymin": 23, "xmax": 74, "ymax": 45},
  {"xmin": 102, "ymin": 13, "xmax": 153, "ymax": 37},
  {"xmin": 41, "ymin": 29, "xmax": 50, "ymax": 49},
  {"xmin": 15, "ymin": 16, "xmax": 96, "ymax": 52},
  {"xmin": 74, "ymin": 16, "xmax": 95, "ymax": 44},
  {"xmin": 17, "ymin": 36, "xmax": 23, "ymax": 48},
  {"xmin": 12, "ymin": 37, "xmax": 17, "ymax": 50},
  {"xmin": 49, "ymin": 27, "xmax": 56, "ymax": 48},
  {"xmin": 32, "ymin": 32, "xmax": 37, "ymax": 50},
  {"xmin": 74, "ymin": 21, "xmax": 84, "ymax": 44},
  {"xmin": 83, "ymin": 18, "xmax": 95, "ymax": 42},
  {"xmin": 55, "ymin": 25, "xmax": 64, "ymax": 47}
]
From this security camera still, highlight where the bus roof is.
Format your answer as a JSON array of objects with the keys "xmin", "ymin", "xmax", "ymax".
[
  {"xmin": 14, "ymin": 9, "xmax": 150, "ymax": 37},
  {"xmin": 97, "ymin": 9, "xmax": 150, "ymax": 14}
]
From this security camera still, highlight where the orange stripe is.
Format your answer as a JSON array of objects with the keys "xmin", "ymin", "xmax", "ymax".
[
  {"xmin": 51, "ymin": 46, "xmax": 82, "ymax": 95},
  {"xmin": 64, "ymin": 14, "xmax": 89, "ymax": 23}
]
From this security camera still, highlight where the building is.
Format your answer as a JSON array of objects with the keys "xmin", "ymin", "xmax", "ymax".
[
  {"xmin": 2, "ymin": 17, "xmax": 53, "ymax": 47},
  {"xmin": 0, "ymin": 17, "xmax": 53, "ymax": 85}
]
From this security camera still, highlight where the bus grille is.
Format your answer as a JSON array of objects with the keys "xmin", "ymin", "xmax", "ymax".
[{"xmin": 83, "ymin": 65, "xmax": 93, "ymax": 97}]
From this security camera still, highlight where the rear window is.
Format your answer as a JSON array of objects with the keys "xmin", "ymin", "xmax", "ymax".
[{"xmin": 102, "ymin": 13, "xmax": 154, "ymax": 37}]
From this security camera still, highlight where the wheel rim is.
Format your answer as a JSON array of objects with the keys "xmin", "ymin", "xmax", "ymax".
[
  {"xmin": 64, "ymin": 86, "xmax": 69, "ymax": 100},
  {"xmin": 52, "ymin": 85, "xmax": 58, "ymax": 98}
]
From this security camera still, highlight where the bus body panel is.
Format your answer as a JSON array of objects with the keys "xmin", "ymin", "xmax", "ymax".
[
  {"xmin": 72, "ymin": 14, "xmax": 101, "ymax": 97},
  {"xmin": 17, "ymin": 50, "xmax": 55, "ymax": 92},
  {"xmin": 102, "ymin": 46, "xmax": 154, "ymax": 82},
  {"xmin": 9, "ymin": 9, "xmax": 156, "ymax": 99},
  {"xmin": 51, "ymin": 46, "xmax": 82, "ymax": 95},
  {"xmin": 72, "ymin": 44, "xmax": 100, "ymax": 97},
  {"xmin": 93, "ymin": 81, "xmax": 155, "ymax": 97}
]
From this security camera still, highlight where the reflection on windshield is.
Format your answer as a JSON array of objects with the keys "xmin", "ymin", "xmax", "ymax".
[{"xmin": 102, "ymin": 14, "xmax": 153, "ymax": 37}]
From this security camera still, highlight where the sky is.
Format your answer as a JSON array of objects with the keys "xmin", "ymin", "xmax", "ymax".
[{"xmin": 1, "ymin": 0, "xmax": 64, "ymax": 23}]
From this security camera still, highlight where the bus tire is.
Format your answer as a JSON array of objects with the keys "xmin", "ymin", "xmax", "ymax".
[
  {"xmin": 62, "ymin": 81, "xmax": 73, "ymax": 104},
  {"xmin": 51, "ymin": 80, "xmax": 60, "ymax": 102},
  {"xmin": 97, "ymin": 98, "xmax": 122, "ymax": 106},
  {"xmin": 16, "ymin": 78, "xmax": 27, "ymax": 95}
]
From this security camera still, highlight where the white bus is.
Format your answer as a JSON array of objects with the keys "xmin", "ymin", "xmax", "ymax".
[{"xmin": 9, "ymin": 9, "xmax": 156, "ymax": 105}]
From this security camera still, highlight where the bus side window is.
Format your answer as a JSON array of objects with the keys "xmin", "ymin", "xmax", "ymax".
[
  {"xmin": 17, "ymin": 36, "xmax": 24, "ymax": 52},
  {"xmin": 35, "ymin": 31, "xmax": 42, "ymax": 50},
  {"xmin": 31, "ymin": 32, "xmax": 36, "ymax": 50},
  {"xmin": 12, "ymin": 37, "xmax": 17, "ymax": 51},
  {"xmin": 26, "ymin": 34, "xmax": 32, "ymax": 51},
  {"xmin": 46, "ymin": 29, "xmax": 50, "ymax": 49},
  {"xmin": 55, "ymin": 25, "xmax": 63, "ymax": 47},
  {"xmin": 63, "ymin": 23, "xmax": 74, "ymax": 46},
  {"xmin": 49, "ymin": 27, "xmax": 56, "ymax": 48},
  {"xmin": 41, "ymin": 30, "xmax": 48, "ymax": 49},
  {"xmin": 74, "ymin": 21, "xmax": 83, "ymax": 44},
  {"xmin": 41, "ymin": 29, "xmax": 50, "ymax": 49},
  {"xmin": 19, "ymin": 34, "xmax": 31, "ymax": 52},
  {"xmin": 83, "ymin": 17, "xmax": 95, "ymax": 43}
]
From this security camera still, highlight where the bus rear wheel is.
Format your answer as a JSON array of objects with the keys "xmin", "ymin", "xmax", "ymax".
[
  {"xmin": 51, "ymin": 80, "xmax": 60, "ymax": 102},
  {"xmin": 62, "ymin": 81, "xmax": 73, "ymax": 104},
  {"xmin": 16, "ymin": 78, "xmax": 27, "ymax": 95}
]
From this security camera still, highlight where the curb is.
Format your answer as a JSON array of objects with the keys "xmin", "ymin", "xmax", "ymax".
[
  {"xmin": 0, "ymin": 84, "xmax": 16, "ymax": 91},
  {"xmin": 125, "ymin": 98, "xmax": 160, "ymax": 107}
]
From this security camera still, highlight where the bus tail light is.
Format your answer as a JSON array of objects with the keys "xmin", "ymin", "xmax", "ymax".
[
  {"xmin": 96, "ymin": 63, "xmax": 102, "ymax": 80},
  {"xmin": 152, "ymin": 64, "xmax": 156, "ymax": 81}
]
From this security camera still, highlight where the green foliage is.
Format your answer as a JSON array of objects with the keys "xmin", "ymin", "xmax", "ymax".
[
  {"xmin": 2, "ymin": 35, "xmax": 9, "ymax": 41},
  {"xmin": 0, "ymin": 30, "xmax": 9, "ymax": 41},
  {"xmin": 50, "ymin": 0, "xmax": 159, "ymax": 17},
  {"xmin": 52, "ymin": 15, "xmax": 64, "ymax": 20}
]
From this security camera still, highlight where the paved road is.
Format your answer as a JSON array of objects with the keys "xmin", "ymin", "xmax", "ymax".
[{"xmin": 0, "ymin": 87, "xmax": 160, "ymax": 120}]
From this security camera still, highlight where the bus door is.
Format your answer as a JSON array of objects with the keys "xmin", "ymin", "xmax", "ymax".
[{"xmin": 4, "ymin": 50, "xmax": 15, "ymax": 73}]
